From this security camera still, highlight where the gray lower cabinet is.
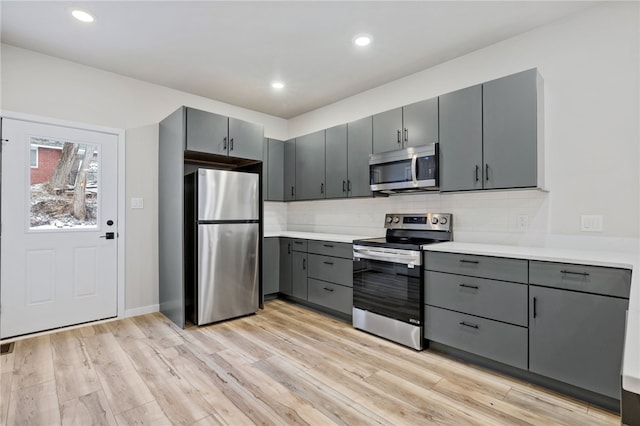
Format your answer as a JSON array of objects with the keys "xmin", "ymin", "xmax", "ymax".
[
  {"xmin": 529, "ymin": 261, "xmax": 630, "ymax": 400},
  {"xmin": 279, "ymin": 238, "xmax": 292, "ymax": 296},
  {"xmin": 306, "ymin": 241, "xmax": 353, "ymax": 315},
  {"xmin": 284, "ymin": 139, "xmax": 296, "ymax": 201},
  {"xmin": 424, "ymin": 251, "xmax": 528, "ymax": 284},
  {"xmin": 292, "ymin": 245, "xmax": 308, "ymax": 300},
  {"xmin": 295, "ymin": 130, "xmax": 326, "ymax": 200},
  {"xmin": 325, "ymin": 124, "xmax": 348, "ymax": 199},
  {"xmin": 346, "ymin": 117, "xmax": 373, "ymax": 198},
  {"xmin": 483, "ymin": 68, "xmax": 541, "ymax": 189},
  {"xmin": 439, "ymin": 84, "xmax": 483, "ymax": 191},
  {"xmin": 425, "ymin": 305, "xmax": 528, "ymax": 370},
  {"xmin": 185, "ymin": 107, "xmax": 263, "ymax": 160},
  {"xmin": 263, "ymin": 138, "xmax": 284, "ymax": 201},
  {"xmin": 262, "ymin": 238, "xmax": 279, "ymax": 296}
]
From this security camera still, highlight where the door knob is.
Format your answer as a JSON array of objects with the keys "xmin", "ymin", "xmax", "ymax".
[{"xmin": 100, "ymin": 232, "xmax": 115, "ymax": 240}]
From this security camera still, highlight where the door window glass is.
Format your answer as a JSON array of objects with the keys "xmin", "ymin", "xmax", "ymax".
[{"xmin": 29, "ymin": 137, "xmax": 99, "ymax": 229}]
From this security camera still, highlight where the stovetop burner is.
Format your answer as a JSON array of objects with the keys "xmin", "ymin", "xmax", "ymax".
[{"xmin": 353, "ymin": 213, "xmax": 453, "ymax": 250}]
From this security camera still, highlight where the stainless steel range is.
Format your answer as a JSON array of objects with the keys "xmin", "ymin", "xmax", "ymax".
[{"xmin": 352, "ymin": 213, "xmax": 452, "ymax": 350}]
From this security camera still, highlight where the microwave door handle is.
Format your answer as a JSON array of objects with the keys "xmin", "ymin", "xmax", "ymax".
[{"xmin": 411, "ymin": 154, "xmax": 418, "ymax": 186}]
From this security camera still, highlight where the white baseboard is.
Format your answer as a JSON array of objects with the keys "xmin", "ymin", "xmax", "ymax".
[{"xmin": 124, "ymin": 304, "xmax": 159, "ymax": 318}]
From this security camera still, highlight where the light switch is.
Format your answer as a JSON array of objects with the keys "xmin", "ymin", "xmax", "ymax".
[
  {"xmin": 581, "ymin": 215, "xmax": 603, "ymax": 232},
  {"xmin": 131, "ymin": 197, "xmax": 144, "ymax": 209}
]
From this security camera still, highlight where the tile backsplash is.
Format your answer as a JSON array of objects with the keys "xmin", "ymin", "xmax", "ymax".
[{"xmin": 265, "ymin": 189, "xmax": 550, "ymax": 245}]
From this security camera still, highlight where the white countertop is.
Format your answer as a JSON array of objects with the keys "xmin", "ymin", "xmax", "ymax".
[
  {"xmin": 264, "ymin": 231, "xmax": 374, "ymax": 244},
  {"xmin": 424, "ymin": 241, "xmax": 640, "ymax": 395}
]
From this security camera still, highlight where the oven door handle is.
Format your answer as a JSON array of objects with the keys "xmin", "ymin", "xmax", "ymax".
[
  {"xmin": 353, "ymin": 246, "xmax": 421, "ymax": 266},
  {"xmin": 411, "ymin": 154, "xmax": 418, "ymax": 187}
]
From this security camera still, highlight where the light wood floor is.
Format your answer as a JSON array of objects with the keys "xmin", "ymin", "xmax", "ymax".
[{"xmin": 1, "ymin": 299, "xmax": 620, "ymax": 426}]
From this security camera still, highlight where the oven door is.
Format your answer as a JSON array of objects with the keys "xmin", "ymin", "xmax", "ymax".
[{"xmin": 352, "ymin": 245, "xmax": 422, "ymax": 325}]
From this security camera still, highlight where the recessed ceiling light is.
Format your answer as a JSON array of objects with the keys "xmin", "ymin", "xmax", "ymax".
[
  {"xmin": 271, "ymin": 81, "xmax": 285, "ymax": 90},
  {"xmin": 353, "ymin": 34, "xmax": 372, "ymax": 47},
  {"xmin": 72, "ymin": 9, "xmax": 94, "ymax": 23}
]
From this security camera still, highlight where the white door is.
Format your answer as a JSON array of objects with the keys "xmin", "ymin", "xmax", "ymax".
[{"xmin": 1, "ymin": 118, "xmax": 119, "ymax": 338}]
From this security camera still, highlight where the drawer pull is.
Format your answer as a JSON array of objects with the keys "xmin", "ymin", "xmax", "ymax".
[
  {"xmin": 533, "ymin": 297, "xmax": 537, "ymax": 319},
  {"xmin": 323, "ymin": 261, "xmax": 334, "ymax": 265},
  {"xmin": 459, "ymin": 283, "xmax": 479, "ymax": 290},
  {"xmin": 294, "ymin": 241, "xmax": 303, "ymax": 245},
  {"xmin": 460, "ymin": 321, "xmax": 479, "ymax": 329},
  {"xmin": 323, "ymin": 287, "xmax": 334, "ymax": 292},
  {"xmin": 560, "ymin": 270, "xmax": 589, "ymax": 277},
  {"xmin": 459, "ymin": 259, "xmax": 479, "ymax": 264},
  {"xmin": 323, "ymin": 244, "xmax": 334, "ymax": 248}
]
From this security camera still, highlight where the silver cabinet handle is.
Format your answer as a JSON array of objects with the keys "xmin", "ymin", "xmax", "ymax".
[
  {"xmin": 560, "ymin": 270, "xmax": 590, "ymax": 276},
  {"xmin": 230, "ymin": 137, "xmax": 234, "ymax": 151},
  {"xmin": 404, "ymin": 128, "xmax": 408, "ymax": 143},
  {"xmin": 460, "ymin": 321, "xmax": 479, "ymax": 329},
  {"xmin": 396, "ymin": 129, "xmax": 401, "ymax": 145},
  {"xmin": 485, "ymin": 164, "xmax": 489, "ymax": 182},
  {"xmin": 475, "ymin": 165, "xmax": 480, "ymax": 182},
  {"xmin": 223, "ymin": 136, "xmax": 228, "ymax": 150}
]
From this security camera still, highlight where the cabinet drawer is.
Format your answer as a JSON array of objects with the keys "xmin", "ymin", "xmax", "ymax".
[
  {"xmin": 308, "ymin": 254, "xmax": 353, "ymax": 287},
  {"xmin": 425, "ymin": 305, "xmax": 528, "ymax": 370},
  {"xmin": 425, "ymin": 271, "xmax": 527, "ymax": 326},
  {"xmin": 307, "ymin": 279, "xmax": 353, "ymax": 315},
  {"xmin": 425, "ymin": 252, "xmax": 527, "ymax": 283},
  {"xmin": 291, "ymin": 239, "xmax": 308, "ymax": 252},
  {"xmin": 529, "ymin": 261, "xmax": 631, "ymax": 298},
  {"xmin": 308, "ymin": 240, "xmax": 353, "ymax": 258}
]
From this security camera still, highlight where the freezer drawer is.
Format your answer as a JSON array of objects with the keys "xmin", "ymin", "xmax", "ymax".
[{"xmin": 197, "ymin": 223, "xmax": 259, "ymax": 324}]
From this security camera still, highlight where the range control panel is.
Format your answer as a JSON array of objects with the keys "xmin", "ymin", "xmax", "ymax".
[{"xmin": 384, "ymin": 213, "xmax": 452, "ymax": 231}]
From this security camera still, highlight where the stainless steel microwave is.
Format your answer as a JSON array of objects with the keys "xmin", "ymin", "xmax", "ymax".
[{"xmin": 369, "ymin": 144, "xmax": 438, "ymax": 195}]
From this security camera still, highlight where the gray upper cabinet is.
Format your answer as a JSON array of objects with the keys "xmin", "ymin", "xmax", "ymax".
[
  {"xmin": 372, "ymin": 98, "xmax": 439, "ymax": 154},
  {"xmin": 439, "ymin": 85, "xmax": 483, "ymax": 192},
  {"xmin": 184, "ymin": 107, "xmax": 263, "ymax": 160},
  {"xmin": 373, "ymin": 107, "xmax": 403, "ymax": 153},
  {"xmin": 347, "ymin": 116, "xmax": 373, "ymax": 198},
  {"xmin": 402, "ymin": 98, "xmax": 439, "ymax": 148},
  {"xmin": 284, "ymin": 139, "xmax": 296, "ymax": 201},
  {"xmin": 228, "ymin": 117, "xmax": 263, "ymax": 161},
  {"xmin": 325, "ymin": 124, "xmax": 348, "ymax": 199},
  {"xmin": 295, "ymin": 130, "xmax": 326, "ymax": 200},
  {"xmin": 483, "ymin": 68, "xmax": 541, "ymax": 190},
  {"xmin": 185, "ymin": 108, "xmax": 228, "ymax": 155},
  {"xmin": 264, "ymin": 138, "xmax": 284, "ymax": 201}
]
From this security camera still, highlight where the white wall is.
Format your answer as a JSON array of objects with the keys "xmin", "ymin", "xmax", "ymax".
[
  {"xmin": 1, "ymin": 2, "xmax": 638, "ymax": 314},
  {"xmin": 288, "ymin": 2, "xmax": 639, "ymax": 243},
  {"xmin": 0, "ymin": 44, "xmax": 288, "ymax": 313}
]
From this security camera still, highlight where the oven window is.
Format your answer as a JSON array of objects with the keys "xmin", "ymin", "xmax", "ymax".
[
  {"xmin": 370, "ymin": 160, "xmax": 411, "ymax": 185},
  {"xmin": 353, "ymin": 258, "xmax": 422, "ymax": 324}
]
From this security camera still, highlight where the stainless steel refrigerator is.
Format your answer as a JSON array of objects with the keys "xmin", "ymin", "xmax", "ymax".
[{"xmin": 185, "ymin": 168, "xmax": 260, "ymax": 325}]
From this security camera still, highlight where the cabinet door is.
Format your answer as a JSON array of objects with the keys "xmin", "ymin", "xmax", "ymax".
[
  {"xmin": 228, "ymin": 117, "xmax": 263, "ymax": 161},
  {"xmin": 266, "ymin": 139, "xmax": 284, "ymax": 202},
  {"xmin": 325, "ymin": 124, "xmax": 348, "ymax": 199},
  {"xmin": 262, "ymin": 238, "xmax": 279, "ymax": 295},
  {"xmin": 402, "ymin": 97, "xmax": 438, "ymax": 148},
  {"xmin": 283, "ymin": 139, "xmax": 296, "ymax": 201},
  {"xmin": 295, "ymin": 130, "xmax": 326, "ymax": 200},
  {"xmin": 529, "ymin": 285, "xmax": 629, "ymax": 399},
  {"xmin": 439, "ymin": 85, "xmax": 483, "ymax": 191},
  {"xmin": 483, "ymin": 69, "xmax": 539, "ymax": 189},
  {"xmin": 292, "ymin": 251, "xmax": 308, "ymax": 300},
  {"xmin": 185, "ymin": 108, "xmax": 228, "ymax": 155},
  {"xmin": 373, "ymin": 107, "xmax": 402, "ymax": 154},
  {"xmin": 279, "ymin": 239, "xmax": 292, "ymax": 295},
  {"xmin": 347, "ymin": 116, "xmax": 373, "ymax": 198}
]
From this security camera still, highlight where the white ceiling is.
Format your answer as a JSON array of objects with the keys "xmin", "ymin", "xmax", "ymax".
[{"xmin": 1, "ymin": 1, "xmax": 599, "ymax": 119}]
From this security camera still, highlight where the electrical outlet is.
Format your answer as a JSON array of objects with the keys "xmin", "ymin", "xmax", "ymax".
[
  {"xmin": 516, "ymin": 215, "xmax": 529, "ymax": 230},
  {"xmin": 131, "ymin": 197, "xmax": 144, "ymax": 209},
  {"xmin": 581, "ymin": 215, "xmax": 603, "ymax": 232}
]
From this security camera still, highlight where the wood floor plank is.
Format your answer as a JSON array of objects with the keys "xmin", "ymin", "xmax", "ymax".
[
  {"xmin": 11, "ymin": 335, "xmax": 54, "ymax": 390},
  {"xmin": 0, "ymin": 347, "xmax": 15, "ymax": 374},
  {"xmin": 50, "ymin": 329, "xmax": 101, "ymax": 403},
  {"xmin": 2, "ymin": 299, "xmax": 622, "ymax": 426},
  {"xmin": 0, "ymin": 372, "xmax": 12, "ymax": 426},
  {"xmin": 6, "ymin": 379, "xmax": 60, "ymax": 426},
  {"xmin": 113, "ymin": 400, "xmax": 173, "ymax": 426},
  {"xmin": 60, "ymin": 389, "xmax": 117, "ymax": 426}
]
